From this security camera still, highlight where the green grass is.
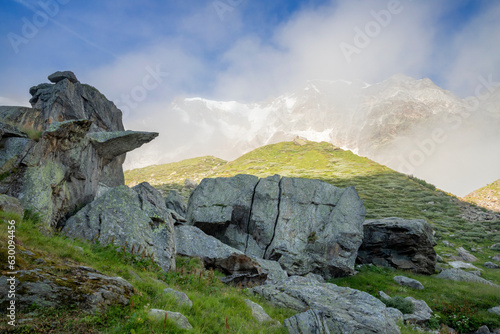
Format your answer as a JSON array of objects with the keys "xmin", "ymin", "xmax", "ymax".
[{"xmin": 0, "ymin": 211, "xmax": 294, "ymax": 333}]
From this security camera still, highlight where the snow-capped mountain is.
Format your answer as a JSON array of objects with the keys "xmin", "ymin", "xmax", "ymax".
[{"xmin": 125, "ymin": 74, "xmax": 500, "ymax": 197}]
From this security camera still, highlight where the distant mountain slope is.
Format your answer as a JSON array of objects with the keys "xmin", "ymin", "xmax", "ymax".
[
  {"xmin": 125, "ymin": 75, "xmax": 500, "ymax": 197},
  {"xmin": 124, "ymin": 140, "xmax": 500, "ymax": 246},
  {"xmin": 464, "ymin": 179, "xmax": 500, "ymax": 212}
]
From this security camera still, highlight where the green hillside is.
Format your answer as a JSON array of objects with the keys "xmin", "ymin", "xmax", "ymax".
[{"xmin": 464, "ymin": 179, "xmax": 500, "ymax": 213}]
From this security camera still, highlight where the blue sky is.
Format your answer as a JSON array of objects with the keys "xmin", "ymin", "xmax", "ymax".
[{"xmin": 1, "ymin": 0, "xmax": 499, "ymax": 120}]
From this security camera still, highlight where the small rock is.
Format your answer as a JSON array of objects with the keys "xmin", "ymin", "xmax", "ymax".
[
  {"xmin": 454, "ymin": 247, "xmax": 478, "ymax": 262},
  {"xmin": 244, "ymin": 299, "xmax": 276, "ymax": 323},
  {"xmin": 34, "ymin": 258, "xmax": 45, "ymax": 264},
  {"xmin": 164, "ymin": 288, "xmax": 193, "ymax": 308},
  {"xmin": 148, "ymin": 309, "xmax": 193, "ymax": 330},
  {"xmin": 475, "ymin": 325, "xmax": 491, "ymax": 334},
  {"xmin": 492, "ymin": 254, "xmax": 500, "ymax": 262},
  {"xmin": 73, "ymin": 246, "xmax": 85, "ymax": 255},
  {"xmin": 491, "ymin": 243, "xmax": 500, "ymax": 251},
  {"xmin": 393, "ymin": 276, "xmax": 424, "ymax": 290},
  {"xmin": 184, "ymin": 179, "xmax": 198, "ymax": 189},
  {"xmin": 379, "ymin": 291, "xmax": 391, "ymax": 300},
  {"xmin": 443, "ymin": 241, "xmax": 454, "ymax": 247},
  {"xmin": 488, "ymin": 306, "xmax": 500, "ymax": 315},
  {"xmin": 484, "ymin": 262, "xmax": 500, "ymax": 269},
  {"xmin": 48, "ymin": 71, "xmax": 78, "ymax": 83},
  {"xmin": 436, "ymin": 255, "xmax": 445, "ymax": 263},
  {"xmin": 403, "ymin": 297, "xmax": 432, "ymax": 325}
]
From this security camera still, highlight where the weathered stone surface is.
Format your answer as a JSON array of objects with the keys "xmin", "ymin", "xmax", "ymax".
[
  {"xmin": 165, "ymin": 190, "xmax": 187, "ymax": 218},
  {"xmin": 0, "ymin": 194, "xmax": 24, "ymax": 217},
  {"xmin": 48, "ymin": 71, "xmax": 78, "ymax": 83},
  {"xmin": 484, "ymin": 262, "xmax": 499, "ymax": 269},
  {"xmin": 175, "ymin": 224, "xmax": 287, "ymax": 285},
  {"xmin": 403, "ymin": 297, "xmax": 432, "ymax": 325},
  {"xmin": 449, "ymin": 261, "xmax": 480, "ymax": 270},
  {"xmin": 285, "ymin": 309, "xmax": 331, "ymax": 334},
  {"xmin": 493, "ymin": 254, "xmax": 500, "ymax": 262},
  {"xmin": 357, "ymin": 217, "xmax": 437, "ymax": 275},
  {"xmin": 252, "ymin": 275, "xmax": 400, "ymax": 334},
  {"xmin": 88, "ymin": 131, "xmax": 158, "ymax": 160},
  {"xmin": 488, "ymin": 306, "xmax": 500, "ymax": 315},
  {"xmin": 393, "ymin": 276, "xmax": 424, "ymax": 290},
  {"xmin": 244, "ymin": 299, "xmax": 276, "ymax": 323},
  {"xmin": 148, "ymin": 309, "xmax": 193, "ymax": 330},
  {"xmin": 0, "ymin": 73, "xmax": 158, "ymax": 229},
  {"xmin": 63, "ymin": 184, "xmax": 176, "ymax": 271},
  {"xmin": 451, "ymin": 247, "xmax": 478, "ymax": 262},
  {"xmin": 163, "ymin": 288, "xmax": 192, "ymax": 308},
  {"xmin": 475, "ymin": 325, "xmax": 491, "ymax": 334},
  {"xmin": 436, "ymin": 269, "xmax": 499, "ymax": 287},
  {"xmin": 187, "ymin": 174, "xmax": 366, "ymax": 278},
  {"xmin": 385, "ymin": 307, "xmax": 404, "ymax": 324},
  {"xmin": 0, "ymin": 266, "xmax": 134, "ymax": 312}
]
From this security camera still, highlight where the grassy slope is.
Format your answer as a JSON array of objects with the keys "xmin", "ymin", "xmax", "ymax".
[
  {"xmin": 0, "ymin": 212, "xmax": 294, "ymax": 333},
  {"xmin": 464, "ymin": 179, "xmax": 500, "ymax": 213},
  {"xmin": 125, "ymin": 140, "xmax": 500, "ymax": 332}
]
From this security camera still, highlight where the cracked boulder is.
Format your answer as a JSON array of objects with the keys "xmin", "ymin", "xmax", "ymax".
[
  {"xmin": 0, "ymin": 71, "xmax": 158, "ymax": 229},
  {"xmin": 186, "ymin": 174, "xmax": 366, "ymax": 278},
  {"xmin": 62, "ymin": 183, "xmax": 176, "ymax": 271},
  {"xmin": 357, "ymin": 218, "xmax": 437, "ymax": 275}
]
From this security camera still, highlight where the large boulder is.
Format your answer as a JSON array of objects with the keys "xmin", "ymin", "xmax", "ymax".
[
  {"xmin": 62, "ymin": 183, "xmax": 175, "ymax": 271},
  {"xmin": 187, "ymin": 174, "xmax": 366, "ymax": 278},
  {"xmin": 253, "ymin": 275, "xmax": 400, "ymax": 334},
  {"xmin": 0, "ymin": 71, "xmax": 158, "ymax": 228},
  {"xmin": 175, "ymin": 224, "xmax": 287, "ymax": 285},
  {"xmin": 357, "ymin": 218, "xmax": 437, "ymax": 275}
]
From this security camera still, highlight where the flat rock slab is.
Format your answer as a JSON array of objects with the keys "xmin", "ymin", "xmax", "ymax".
[{"xmin": 252, "ymin": 276, "xmax": 400, "ymax": 334}]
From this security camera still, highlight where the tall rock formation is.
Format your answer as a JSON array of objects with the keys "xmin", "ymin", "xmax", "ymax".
[{"xmin": 0, "ymin": 71, "xmax": 158, "ymax": 228}]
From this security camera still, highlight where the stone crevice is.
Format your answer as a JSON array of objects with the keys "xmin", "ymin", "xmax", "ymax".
[
  {"xmin": 264, "ymin": 177, "xmax": 282, "ymax": 259},
  {"xmin": 244, "ymin": 179, "xmax": 261, "ymax": 254}
]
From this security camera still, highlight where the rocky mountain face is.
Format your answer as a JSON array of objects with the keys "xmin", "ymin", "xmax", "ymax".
[
  {"xmin": 133, "ymin": 74, "xmax": 500, "ymax": 196},
  {"xmin": 464, "ymin": 179, "xmax": 500, "ymax": 213},
  {"xmin": 0, "ymin": 71, "xmax": 158, "ymax": 228}
]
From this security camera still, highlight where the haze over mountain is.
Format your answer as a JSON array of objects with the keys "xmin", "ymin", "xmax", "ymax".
[{"xmin": 124, "ymin": 74, "xmax": 500, "ymax": 197}]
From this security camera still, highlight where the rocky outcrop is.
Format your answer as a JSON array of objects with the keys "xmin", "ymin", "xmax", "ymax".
[
  {"xmin": 0, "ymin": 194, "xmax": 24, "ymax": 217},
  {"xmin": 0, "ymin": 266, "xmax": 134, "ymax": 312},
  {"xmin": 187, "ymin": 174, "xmax": 366, "ymax": 278},
  {"xmin": 252, "ymin": 275, "xmax": 400, "ymax": 334},
  {"xmin": 165, "ymin": 190, "xmax": 187, "ymax": 218},
  {"xmin": 62, "ymin": 183, "xmax": 175, "ymax": 271},
  {"xmin": 0, "ymin": 71, "xmax": 158, "ymax": 229},
  {"xmin": 175, "ymin": 224, "xmax": 287, "ymax": 286},
  {"xmin": 244, "ymin": 299, "xmax": 278, "ymax": 324},
  {"xmin": 357, "ymin": 217, "xmax": 437, "ymax": 275}
]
